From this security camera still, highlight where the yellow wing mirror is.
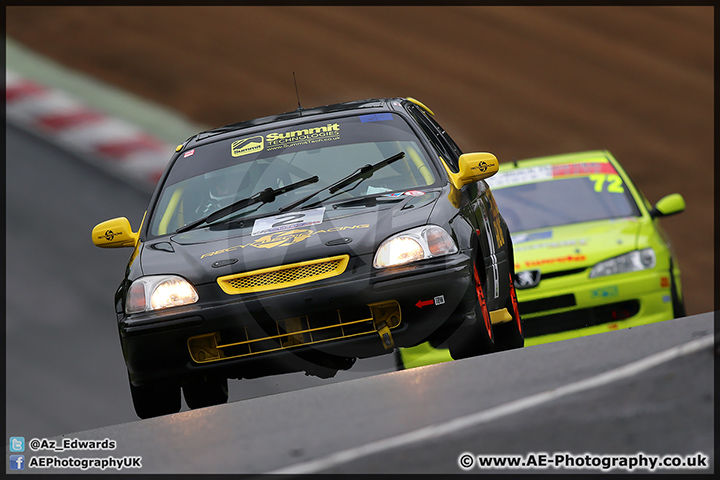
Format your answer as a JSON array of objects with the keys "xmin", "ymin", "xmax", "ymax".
[
  {"xmin": 443, "ymin": 152, "xmax": 500, "ymax": 190},
  {"xmin": 92, "ymin": 217, "xmax": 140, "ymax": 248}
]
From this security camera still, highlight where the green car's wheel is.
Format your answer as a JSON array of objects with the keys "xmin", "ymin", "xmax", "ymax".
[
  {"xmin": 448, "ymin": 264, "xmax": 495, "ymax": 360},
  {"xmin": 670, "ymin": 267, "xmax": 686, "ymax": 318},
  {"xmin": 129, "ymin": 377, "xmax": 181, "ymax": 419},
  {"xmin": 183, "ymin": 376, "xmax": 229, "ymax": 410},
  {"xmin": 493, "ymin": 272, "xmax": 524, "ymax": 351}
]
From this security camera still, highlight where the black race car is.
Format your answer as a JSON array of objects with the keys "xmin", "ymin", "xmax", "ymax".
[{"xmin": 92, "ymin": 97, "xmax": 523, "ymax": 418}]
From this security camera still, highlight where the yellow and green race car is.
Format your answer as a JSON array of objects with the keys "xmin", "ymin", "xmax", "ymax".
[{"xmin": 397, "ymin": 150, "xmax": 685, "ymax": 368}]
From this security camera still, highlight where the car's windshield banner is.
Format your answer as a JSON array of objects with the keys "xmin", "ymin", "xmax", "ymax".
[
  {"xmin": 233, "ymin": 123, "xmax": 342, "ymax": 157},
  {"xmin": 165, "ymin": 113, "xmax": 419, "ymax": 187},
  {"xmin": 488, "ymin": 161, "xmax": 618, "ymax": 188}
]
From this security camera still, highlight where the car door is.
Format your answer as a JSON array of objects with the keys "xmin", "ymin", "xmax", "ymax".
[
  {"xmin": 404, "ymin": 102, "xmax": 503, "ymax": 304},
  {"xmin": 475, "ymin": 183, "xmax": 509, "ymax": 307}
]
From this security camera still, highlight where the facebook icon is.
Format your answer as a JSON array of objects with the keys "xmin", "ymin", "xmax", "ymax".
[{"xmin": 9, "ymin": 455, "xmax": 25, "ymax": 470}]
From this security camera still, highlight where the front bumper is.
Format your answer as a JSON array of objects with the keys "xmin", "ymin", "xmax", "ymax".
[
  {"xmin": 121, "ymin": 252, "xmax": 476, "ymax": 386},
  {"xmin": 517, "ymin": 267, "xmax": 676, "ymax": 340}
]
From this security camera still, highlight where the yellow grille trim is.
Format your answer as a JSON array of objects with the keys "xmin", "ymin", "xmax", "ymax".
[
  {"xmin": 217, "ymin": 255, "xmax": 350, "ymax": 294},
  {"xmin": 187, "ymin": 300, "xmax": 401, "ymax": 363}
]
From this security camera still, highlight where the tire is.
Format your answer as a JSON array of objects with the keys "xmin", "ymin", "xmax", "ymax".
[
  {"xmin": 493, "ymin": 272, "xmax": 524, "ymax": 351},
  {"xmin": 129, "ymin": 377, "xmax": 181, "ymax": 419},
  {"xmin": 393, "ymin": 348, "xmax": 406, "ymax": 371},
  {"xmin": 670, "ymin": 269, "xmax": 686, "ymax": 318},
  {"xmin": 448, "ymin": 264, "xmax": 495, "ymax": 360},
  {"xmin": 182, "ymin": 376, "xmax": 229, "ymax": 410}
]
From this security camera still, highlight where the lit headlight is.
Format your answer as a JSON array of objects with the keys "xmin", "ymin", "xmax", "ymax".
[
  {"xmin": 589, "ymin": 248, "xmax": 656, "ymax": 278},
  {"xmin": 126, "ymin": 275, "xmax": 199, "ymax": 314},
  {"xmin": 373, "ymin": 225, "xmax": 458, "ymax": 269}
]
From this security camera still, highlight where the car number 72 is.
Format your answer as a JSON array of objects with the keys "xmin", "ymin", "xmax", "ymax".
[{"xmin": 589, "ymin": 174, "xmax": 624, "ymax": 193}]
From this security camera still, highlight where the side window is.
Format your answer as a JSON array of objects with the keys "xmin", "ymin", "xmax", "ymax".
[
  {"xmin": 424, "ymin": 113, "xmax": 464, "ymax": 160},
  {"xmin": 405, "ymin": 105, "xmax": 459, "ymax": 171}
]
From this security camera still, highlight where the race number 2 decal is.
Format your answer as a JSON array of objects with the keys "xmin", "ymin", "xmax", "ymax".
[
  {"xmin": 270, "ymin": 213, "xmax": 306, "ymax": 228},
  {"xmin": 251, "ymin": 207, "xmax": 326, "ymax": 236}
]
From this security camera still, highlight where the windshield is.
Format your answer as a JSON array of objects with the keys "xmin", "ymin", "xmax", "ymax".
[
  {"xmin": 487, "ymin": 160, "xmax": 641, "ymax": 233},
  {"xmin": 149, "ymin": 112, "xmax": 437, "ymax": 237}
]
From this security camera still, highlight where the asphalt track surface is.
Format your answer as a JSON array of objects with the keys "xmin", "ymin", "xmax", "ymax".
[
  {"xmin": 4, "ymin": 123, "xmax": 715, "ymax": 474},
  {"xmin": 5, "ymin": 121, "xmax": 400, "ymax": 427}
]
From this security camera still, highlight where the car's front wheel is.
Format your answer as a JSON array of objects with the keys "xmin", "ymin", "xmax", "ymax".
[
  {"xmin": 448, "ymin": 265, "xmax": 495, "ymax": 360},
  {"xmin": 129, "ymin": 376, "xmax": 181, "ymax": 419},
  {"xmin": 670, "ymin": 264, "xmax": 686, "ymax": 318},
  {"xmin": 182, "ymin": 375, "xmax": 229, "ymax": 410}
]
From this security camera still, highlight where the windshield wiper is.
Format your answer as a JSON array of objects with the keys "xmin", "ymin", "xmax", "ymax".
[
  {"xmin": 278, "ymin": 151, "xmax": 405, "ymax": 213},
  {"xmin": 330, "ymin": 195, "xmax": 406, "ymax": 209},
  {"xmin": 175, "ymin": 175, "xmax": 319, "ymax": 233}
]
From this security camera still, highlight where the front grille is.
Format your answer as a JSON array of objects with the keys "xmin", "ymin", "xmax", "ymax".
[
  {"xmin": 187, "ymin": 300, "xmax": 401, "ymax": 363},
  {"xmin": 217, "ymin": 255, "xmax": 349, "ymax": 295},
  {"xmin": 540, "ymin": 267, "xmax": 587, "ymax": 280},
  {"xmin": 518, "ymin": 294, "xmax": 576, "ymax": 315},
  {"xmin": 523, "ymin": 300, "xmax": 640, "ymax": 337}
]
